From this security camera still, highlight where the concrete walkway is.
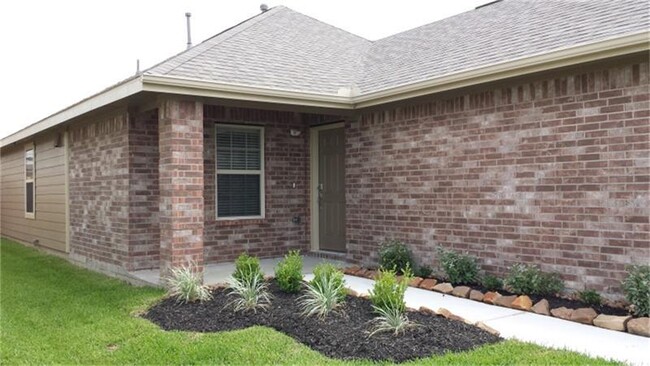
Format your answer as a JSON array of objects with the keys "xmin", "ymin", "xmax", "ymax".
[{"xmin": 332, "ymin": 275, "xmax": 650, "ymax": 366}]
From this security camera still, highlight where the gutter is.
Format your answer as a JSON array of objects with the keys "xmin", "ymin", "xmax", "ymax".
[{"xmin": 2, "ymin": 31, "xmax": 648, "ymax": 148}]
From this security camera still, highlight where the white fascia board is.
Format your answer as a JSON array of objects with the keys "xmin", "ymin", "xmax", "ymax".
[
  {"xmin": 141, "ymin": 75, "xmax": 355, "ymax": 110},
  {"xmin": 2, "ymin": 31, "xmax": 647, "ymax": 147},
  {"xmin": 352, "ymin": 31, "xmax": 650, "ymax": 108},
  {"xmin": 1, "ymin": 77, "xmax": 143, "ymax": 148}
]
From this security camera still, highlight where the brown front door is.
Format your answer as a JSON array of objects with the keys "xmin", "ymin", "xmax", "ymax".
[{"xmin": 318, "ymin": 127, "xmax": 346, "ymax": 252}]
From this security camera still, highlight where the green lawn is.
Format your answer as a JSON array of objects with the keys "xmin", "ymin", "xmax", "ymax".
[{"xmin": 0, "ymin": 238, "xmax": 620, "ymax": 365}]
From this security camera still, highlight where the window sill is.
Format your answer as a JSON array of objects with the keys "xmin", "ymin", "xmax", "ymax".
[
  {"xmin": 214, "ymin": 217, "xmax": 266, "ymax": 226},
  {"xmin": 25, "ymin": 213, "xmax": 35, "ymax": 220}
]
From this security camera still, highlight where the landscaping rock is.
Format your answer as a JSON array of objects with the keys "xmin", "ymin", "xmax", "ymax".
[
  {"xmin": 452, "ymin": 286, "xmax": 472, "ymax": 298},
  {"xmin": 433, "ymin": 282, "xmax": 454, "ymax": 294},
  {"xmin": 511, "ymin": 295, "xmax": 533, "ymax": 311},
  {"xmin": 419, "ymin": 306, "xmax": 436, "ymax": 316},
  {"xmin": 437, "ymin": 308, "xmax": 465, "ymax": 322},
  {"xmin": 355, "ymin": 268, "xmax": 368, "ymax": 277},
  {"xmin": 475, "ymin": 321, "xmax": 500, "ymax": 336},
  {"xmin": 343, "ymin": 266, "xmax": 361, "ymax": 275},
  {"xmin": 419, "ymin": 278, "xmax": 438, "ymax": 290},
  {"xmin": 364, "ymin": 270, "xmax": 377, "ymax": 279},
  {"xmin": 531, "ymin": 299, "xmax": 550, "ymax": 315},
  {"xmin": 570, "ymin": 308, "xmax": 598, "ymax": 325},
  {"xmin": 469, "ymin": 290, "xmax": 484, "ymax": 302},
  {"xmin": 410, "ymin": 277, "xmax": 424, "ymax": 287},
  {"xmin": 494, "ymin": 295, "xmax": 517, "ymax": 308},
  {"xmin": 483, "ymin": 291, "xmax": 501, "ymax": 304},
  {"xmin": 550, "ymin": 307, "xmax": 574, "ymax": 320},
  {"xmin": 345, "ymin": 288, "xmax": 359, "ymax": 297},
  {"xmin": 593, "ymin": 314, "xmax": 631, "ymax": 332},
  {"xmin": 627, "ymin": 317, "xmax": 650, "ymax": 337}
]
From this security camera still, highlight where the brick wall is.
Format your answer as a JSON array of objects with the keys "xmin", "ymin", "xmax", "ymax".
[
  {"xmin": 346, "ymin": 57, "xmax": 650, "ymax": 296},
  {"xmin": 159, "ymin": 99, "xmax": 205, "ymax": 274},
  {"xmin": 69, "ymin": 112, "xmax": 130, "ymax": 272},
  {"xmin": 128, "ymin": 109, "xmax": 160, "ymax": 270},
  {"xmin": 203, "ymin": 105, "xmax": 311, "ymax": 262}
]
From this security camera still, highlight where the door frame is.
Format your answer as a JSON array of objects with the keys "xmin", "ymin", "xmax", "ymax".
[{"xmin": 309, "ymin": 122, "xmax": 345, "ymax": 251}]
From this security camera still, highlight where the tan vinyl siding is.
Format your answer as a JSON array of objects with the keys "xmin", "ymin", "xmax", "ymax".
[{"xmin": 1, "ymin": 132, "xmax": 67, "ymax": 252}]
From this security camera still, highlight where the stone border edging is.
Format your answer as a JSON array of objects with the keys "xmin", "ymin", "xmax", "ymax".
[{"xmin": 342, "ymin": 266, "xmax": 650, "ymax": 338}]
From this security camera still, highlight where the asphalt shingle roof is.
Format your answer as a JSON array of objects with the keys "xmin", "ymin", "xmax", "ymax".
[{"xmin": 145, "ymin": 0, "xmax": 649, "ymax": 96}]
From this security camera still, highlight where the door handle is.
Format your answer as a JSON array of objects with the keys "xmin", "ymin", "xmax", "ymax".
[{"xmin": 318, "ymin": 183, "xmax": 323, "ymax": 207}]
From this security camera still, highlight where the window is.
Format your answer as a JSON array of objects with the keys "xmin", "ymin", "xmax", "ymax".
[
  {"xmin": 25, "ymin": 145, "xmax": 35, "ymax": 218},
  {"xmin": 216, "ymin": 125, "xmax": 264, "ymax": 218}
]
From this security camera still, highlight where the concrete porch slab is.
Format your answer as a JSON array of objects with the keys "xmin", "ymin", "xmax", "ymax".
[{"xmin": 130, "ymin": 255, "xmax": 346, "ymax": 286}]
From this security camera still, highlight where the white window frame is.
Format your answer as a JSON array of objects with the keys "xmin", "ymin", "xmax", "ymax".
[
  {"xmin": 215, "ymin": 124, "xmax": 265, "ymax": 220},
  {"xmin": 24, "ymin": 142, "xmax": 35, "ymax": 219}
]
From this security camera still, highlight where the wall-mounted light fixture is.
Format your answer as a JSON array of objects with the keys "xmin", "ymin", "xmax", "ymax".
[{"xmin": 290, "ymin": 129, "xmax": 302, "ymax": 137}]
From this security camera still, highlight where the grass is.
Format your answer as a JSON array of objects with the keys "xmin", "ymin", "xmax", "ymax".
[{"xmin": 0, "ymin": 238, "xmax": 620, "ymax": 365}]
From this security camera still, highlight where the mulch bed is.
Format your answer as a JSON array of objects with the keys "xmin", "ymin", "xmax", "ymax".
[
  {"xmin": 455, "ymin": 282, "xmax": 629, "ymax": 316},
  {"xmin": 144, "ymin": 281, "xmax": 501, "ymax": 362}
]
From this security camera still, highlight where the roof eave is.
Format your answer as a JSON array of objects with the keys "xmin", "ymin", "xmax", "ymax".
[
  {"xmin": 141, "ymin": 74, "xmax": 355, "ymax": 110},
  {"xmin": 2, "ymin": 31, "xmax": 647, "ymax": 148},
  {"xmin": 353, "ymin": 31, "xmax": 650, "ymax": 108}
]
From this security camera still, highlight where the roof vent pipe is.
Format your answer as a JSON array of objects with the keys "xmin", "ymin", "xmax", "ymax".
[
  {"xmin": 185, "ymin": 12, "xmax": 192, "ymax": 49},
  {"xmin": 260, "ymin": 4, "xmax": 269, "ymax": 12}
]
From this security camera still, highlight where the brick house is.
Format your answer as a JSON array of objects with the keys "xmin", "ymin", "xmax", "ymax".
[{"xmin": 1, "ymin": 1, "xmax": 648, "ymax": 296}]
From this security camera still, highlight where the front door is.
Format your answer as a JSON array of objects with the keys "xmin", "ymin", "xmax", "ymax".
[{"xmin": 317, "ymin": 127, "xmax": 346, "ymax": 252}]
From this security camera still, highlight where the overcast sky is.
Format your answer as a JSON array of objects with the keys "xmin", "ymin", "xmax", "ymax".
[{"xmin": 0, "ymin": 0, "xmax": 488, "ymax": 139}]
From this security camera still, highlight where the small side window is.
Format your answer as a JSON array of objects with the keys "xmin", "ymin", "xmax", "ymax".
[{"xmin": 25, "ymin": 145, "xmax": 35, "ymax": 218}]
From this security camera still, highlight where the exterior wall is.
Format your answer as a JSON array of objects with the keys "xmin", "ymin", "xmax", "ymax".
[
  {"xmin": 203, "ymin": 105, "xmax": 311, "ymax": 263},
  {"xmin": 158, "ymin": 99, "xmax": 204, "ymax": 274},
  {"xmin": 68, "ymin": 112, "xmax": 131, "ymax": 272},
  {"xmin": 128, "ymin": 109, "xmax": 160, "ymax": 270},
  {"xmin": 0, "ymin": 132, "xmax": 67, "ymax": 252},
  {"xmin": 346, "ymin": 58, "xmax": 650, "ymax": 295}
]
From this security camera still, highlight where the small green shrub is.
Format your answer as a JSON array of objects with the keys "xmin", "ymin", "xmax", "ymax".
[
  {"xmin": 622, "ymin": 265, "xmax": 650, "ymax": 317},
  {"xmin": 436, "ymin": 247, "xmax": 479, "ymax": 285},
  {"xmin": 414, "ymin": 264, "xmax": 433, "ymax": 278},
  {"xmin": 505, "ymin": 264, "xmax": 564, "ymax": 296},
  {"xmin": 369, "ymin": 267, "xmax": 412, "ymax": 314},
  {"xmin": 368, "ymin": 267, "xmax": 414, "ymax": 336},
  {"xmin": 369, "ymin": 306, "xmax": 416, "ymax": 337},
  {"xmin": 234, "ymin": 253, "xmax": 263, "ymax": 283},
  {"xmin": 164, "ymin": 262, "xmax": 212, "ymax": 303},
  {"xmin": 299, "ymin": 265, "xmax": 346, "ymax": 318},
  {"xmin": 378, "ymin": 239, "xmax": 415, "ymax": 275},
  {"xmin": 482, "ymin": 275, "xmax": 503, "ymax": 292},
  {"xmin": 275, "ymin": 250, "xmax": 303, "ymax": 293},
  {"xmin": 227, "ymin": 274, "xmax": 272, "ymax": 313},
  {"xmin": 577, "ymin": 289, "xmax": 602, "ymax": 307}
]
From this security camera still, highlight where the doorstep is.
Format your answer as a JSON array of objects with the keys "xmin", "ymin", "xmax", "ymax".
[{"xmin": 331, "ymin": 275, "xmax": 650, "ymax": 366}]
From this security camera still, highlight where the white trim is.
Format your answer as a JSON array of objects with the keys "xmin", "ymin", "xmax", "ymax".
[
  {"xmin": 2, "ymin": 31, "xmax": 647, "ymax": 147},
  {"xmin": 215, "ymin": 124, "xmax": 266, "ymax": 220},
  {"xmin": 352, "ymin": 31, "xmax": 650, "ymax": 108},
  {"xmin": 24, "ymin": 142, "xmax": 35, "ymax": 219},
  {"xmin": 309, "ymin": 122, "xmax": 345, "ymax": 251},
  {"xmin": 63, "ymin": 130, "xmax": 70, "ymax": 253},
  {"xmin": 142, "ymin": 74, "xmax": 354, "ymax": 110}
]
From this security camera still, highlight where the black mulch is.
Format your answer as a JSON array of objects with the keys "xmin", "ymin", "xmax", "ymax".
[
  {"xmin": 452, "ymin": 281, "xmax": 629, "ymax": 316},
  {"xmin": 143, "ymin": 281, "xmax": 501, "ymax": 362}
]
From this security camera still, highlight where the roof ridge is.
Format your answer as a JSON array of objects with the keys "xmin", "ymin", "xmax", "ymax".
[
  {"xmin": 280, "ymin": 6, "xmax": 372, "ymax": 43},
  {"xmin": 143, "ymin": 6, "xmax": 284, "ymax": 76}
]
